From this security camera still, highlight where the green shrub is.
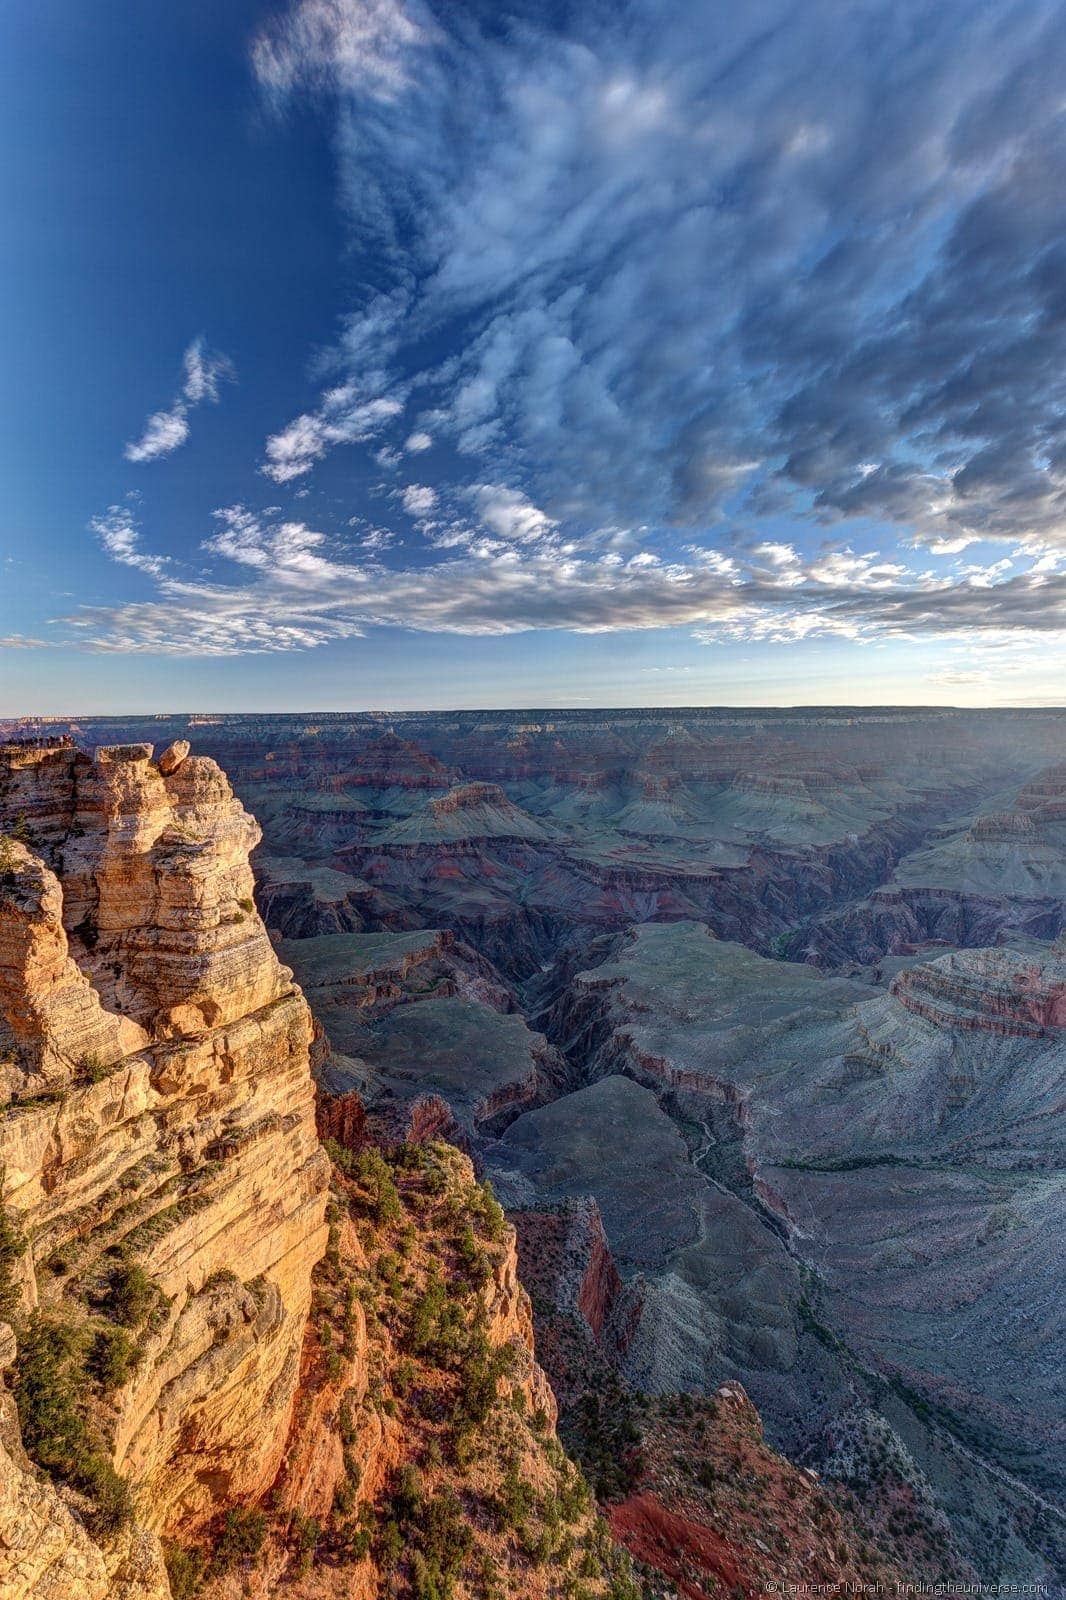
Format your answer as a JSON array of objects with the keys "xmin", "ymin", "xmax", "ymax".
[
  {"xmin": 420, "ymin": 1489, "xmax": 473, "ymax": 1583},
  {"xmin": 163, "ymin": 1543, "xmax": 205, "ymax": 1599},
  {"xmin": 407, "ymin": 1267, "xmax": 461, "ymax": 1359},
  {"xmin": 393, "ymin": 1463, "xmax": 423, "ymax": 1521},
  {"xmin": 107, "ymin": 1260, "xmax": 156, "ymax": 1326},
  {"xmin": 82, "ymin": 1456, "xmax": 134, "ymax": 1537},
  {"xmin": 77, "ymin": 1051, "xmax": 111, "ymax": 1084},
  {"xmin": 89, "ymin": 1324, "xmax": 137, "ymax": 1390},
  {"xmin": 289, "ymin": 1512, "xmax": 321, "ymax": 1577},
  {"xmin": 454, "ymin": 1327, "xmax": 513, "ymax": 1430},
  {"xmin": 213, "ymin": 1506, "xmax": 267, "ymax": 1570},
  {"xmin": 456, "ymin": 1224, "xmax": 489, "ymax": 1287},
  {"xmin": 13, "ymin": 1312, "xmax": 134, "ymax": 1533},
  {"xmin": 352, "ymin": 1149, "xmax": 403, "ymax": 1225},
  {"xmin": 0, "ymin": 1180, "xmax": 27, "ymax": 1321},
  {"xmin": 14, "ymin": 1314, "xmax": 90, "ymax": 1471},
  {"xmin": 493, "ymin": 1463, "xmax": 536, "ymax": 1530},
  {"xmin": 374, "ymin": 1517, "xmax": 404, "ymax": 1571},
  {"xmin": 478, "ymin": 1182, "xmax": 507, "ymax": 1243}
]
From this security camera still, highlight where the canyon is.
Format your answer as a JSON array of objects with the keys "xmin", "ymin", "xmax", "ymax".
[{"xmin": 0, "ymin": 708, "xmax": 1062, "ymax": 1598}]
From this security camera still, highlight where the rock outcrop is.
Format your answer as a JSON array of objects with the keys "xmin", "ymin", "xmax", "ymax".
[
  {"xmin": 0, "ymin": 741, "xmax": 330, "ymax": 1589},
  {"xmin": 890, "ymin": 945, "xmax": 1066, "ymax": 1037}
]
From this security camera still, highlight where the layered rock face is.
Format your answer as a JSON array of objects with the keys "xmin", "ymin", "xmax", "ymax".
[
  {"xmin": 0, "ymin": 741, "xmax": 330, "ymax": 1575},
  {"xmin": 891, "ymin": 945, "xmax": 1066, "ymax": 1036}
]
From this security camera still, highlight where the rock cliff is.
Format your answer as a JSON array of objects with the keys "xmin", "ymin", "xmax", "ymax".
[{"xmin": 0, "ymin": 740, "xmax": 330, "ymax": 1590}]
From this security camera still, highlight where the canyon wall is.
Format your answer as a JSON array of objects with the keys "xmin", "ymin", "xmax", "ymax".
[{"xmin": 0, "ymin": 739, "xmax": 330, "ymax": 1589}]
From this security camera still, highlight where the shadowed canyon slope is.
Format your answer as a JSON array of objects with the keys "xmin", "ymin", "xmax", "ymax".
[{"xmin": 1, "ymin": 708, "xmax": 1064, "ymax": 1596}]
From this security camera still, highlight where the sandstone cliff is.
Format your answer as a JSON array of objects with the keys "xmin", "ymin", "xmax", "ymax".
[{"xmin": 0, "ymin": 739, "xmax": 330, "ymax": 1591}]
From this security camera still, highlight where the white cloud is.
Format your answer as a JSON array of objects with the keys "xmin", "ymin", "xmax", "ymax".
[
  {"xmin": 204, "ymin": 505, "xmax": 333, "ymax": 577},
  {"xmin": 924, "ymin": 536, "xmax": 980, "ymax": 557},
  {"xmin": 401, "ymin": 484, "xmax": 437, "ymax": 516},
  {"xmin": 252, "ymin": 0, "xmax": 431, "ymax": 102},
  {"xmin": 124, "ymin": 338, "xmax": 233, "ymax": 463},
  {"xmin": 181, "ymin": 338, "xmax": 232, "ymax": 404},
  {"xmin": 248, "ymin": 0, "xmax": 1066, "ymax": 569},
  {"xmin": 361, "ymin": 527, "xmax": 396, "ymax": 551},
  {"xmin": 405, "ymin": 431, "xmax": 433, "ymax": 453},
  {"xmin": 469, "ymin": 484, "xmax": 556, "ymax": 544},
  {"xmin": 262, "ymin": 391, "xmax": 403, "ymax": 482},
  {"xmin": 52, "ymin": 504, "xmax": 1066, "ymax": 656},
  {"xmin": 89, "ymin": 505, "xmax": 169, "ymax": 576},
  {"xmin": 124, "ymin": 407, "xmax": 190, "ymax": 464}
]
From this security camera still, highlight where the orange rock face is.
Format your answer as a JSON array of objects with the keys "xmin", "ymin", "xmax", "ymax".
[{"xmin": 0, "ymin": 741, "xmax": 330, "ymax": 1577}]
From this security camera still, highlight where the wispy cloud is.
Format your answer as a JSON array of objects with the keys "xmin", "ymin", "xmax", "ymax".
[
  {"xmin": 48, "ymin": 504, "xmax": 1066, "ymax": 655},
  {"xmin": 124, "ymin": 337, "xmax": 233, "ymax": 463},
  {"xmin": 89, "ymin": 505, "xmax": 169, "ymax": 576},
  {"xmin": 249, "ymin": 0, "xmax": 1066, "ymax": 564},
  {"xmin": 262, "ymin": 388, "xmax": 403, "ymax": 482}
]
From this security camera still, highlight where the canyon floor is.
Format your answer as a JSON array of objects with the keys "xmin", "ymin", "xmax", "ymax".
[{"xmin": 1, "ymin": 708, "xmax": 1063, "ymax": 1597}]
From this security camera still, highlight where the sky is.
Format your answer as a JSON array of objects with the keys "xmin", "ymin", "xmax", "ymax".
[{"xmin": 2, "ymin": 0, "xmax": 1066, "ymax": 713}]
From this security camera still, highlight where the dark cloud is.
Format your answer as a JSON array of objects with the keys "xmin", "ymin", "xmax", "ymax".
[{"xmin": 252, "ymin": 0, "xmax": 1066, "ymax": 564}]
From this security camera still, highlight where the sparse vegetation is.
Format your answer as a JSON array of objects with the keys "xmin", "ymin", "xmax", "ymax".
[
  {"xmin": 0, "ymin": 833, "xmax": 23, "ymax": 876},
  {"xmin": 212, "ymin": 1506, "xmax": 268, "ymax": 1571},
  {"xmin": 288, "ymin": 1134, "xmax": 643, "ymax": 1598},
  {"xmin": 0, "ymin": 1175, "xmax": 27, "ymax": 1321},
  {"xmin": 163, "ymin": 1542, "xmax": 206, "ymax": 1599},
  {"xmin": 88, "ymin": 1322, "xmax": 137, "ymax": 1390},
  {"xmin": 76, "ymin": 1049, "xmax": 112, "ymax": 1084},
  {"xmin": 105, "ymin": 1258, "xmax": 157, "ymax": 1326},
  {"xmin": 13, "ymin": 1311, "xmax": 133, "ymax": 1535}
]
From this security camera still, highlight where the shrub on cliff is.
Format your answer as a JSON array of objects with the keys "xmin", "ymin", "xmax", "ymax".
[
  {"xmin": 478, "ymin": 1180, "xmax": 507, "ymax": 1243},
  {"xmin": 0, "ymin": 1179, "xmax": 27, "ymax": 1321},
  {"xmin": 88, "ymin": 1323, "xmax": 137, "ymax": 1390},
  {"xmin": 13, "ymin": 1311, "xmax": 133, "ymax": 1533},
  {"xmin": 106, "ymin": 1258, "xmax": 156, "ymax": 1326},
  {"xmin": 213, "ymin": 1506, "xmax": 268, "ymax": 1571},
  {"xmin": 354, "ymin": 1148, "xmax": 404, "ymax": 1225},
  {"xmin": 163, "ymin": 1544, "xmax": 205, "ymax": 1600}
]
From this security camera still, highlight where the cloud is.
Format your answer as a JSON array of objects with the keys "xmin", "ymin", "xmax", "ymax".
[
  {"xmin": 251, "ymin": 0, "xmax": 432, "ymax": 102},
  {"xmin": 124, "ymin": 408, "xmax": 190, "ymax": 465},
  {"xmin": 48, "ymin": 505, "xmax": 1066, "ymax": 655},
  {"xmin": 18, "ymin": 0, "xmax": 1066, "ymax": 677},
  {"xmin": 89, "ymin": 505, "xmax": 169, "ymax": 576},
  {"xmin": 124, "ymin": 338, "xmax": 233, "ymax": 463},
  {"xmin": 401, "ymin": 484, "xmax": 437, "ymax": 516},
  {"xmin": 181, "ymin": 338, "xmax": 231, "ymax": 405},
  {"xmin": 249, "ymin": 0, "xmax": 1066, "ymax": 562},
  {"xmin": 469, "ymin": 485, "xmax": 556, "ymax": 545},
  {"xmin": 262, "ymin": 389, "xmax": 403, "ymax": 481}
]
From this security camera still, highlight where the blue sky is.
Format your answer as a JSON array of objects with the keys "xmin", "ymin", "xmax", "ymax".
[{"xmin": 2, "ymin": 0, "xmax": 1065, "ymax": 712}]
